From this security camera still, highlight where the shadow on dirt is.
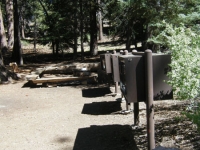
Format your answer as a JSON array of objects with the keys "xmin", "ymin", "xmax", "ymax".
[
  {"xmin": 155, "ymin": 117, "xmax": 200, "ymax": 150},
  {"xmin": 132, "ymin": 116, "xmax": 200, "ymax": 149},
  {"xmin": 22, "ymin": 79, "xmax": 100, "ymax": 88},
  {"xmin": 154, "ymin": 102, "xmax": 187, "ymax": 112},
  {"xmin": 82, "ymin": 101, "xmax": 121, "ymax": 115},
  {"xmin": 72, "ymin": 125, "xmax": 139, "ymax": 150},
  {"xmin": 55, "ymin": 137, "xmax": 71, "ymax": 143},
  {"xmin": 53, "ymin": 136, "xmax": 73, "ymax": 150},
  {"xmin": 22, "ymin": 80, "xmax": 86, "ymax": 88},
  {"xmin": 62, "ymin": 100, "xmax": 199, "ymax": 149},
  {"xmin": 82, "ymin": 87, "xmax": 112, "ymax": 97}
]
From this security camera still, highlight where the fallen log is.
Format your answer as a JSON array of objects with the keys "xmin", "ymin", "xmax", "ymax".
[
  {"xmin": 29, "ymin": 76, "xmax": 96, "ymax": 86},
  {"xmin": 39, "ymin": 63, "xmax": 100, "ymax": 78},
  {"xmin": 39, "ymin": 66, "xmax": 76, "ymax": 78}
]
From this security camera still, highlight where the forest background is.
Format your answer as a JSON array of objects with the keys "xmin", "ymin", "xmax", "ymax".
[{"xmin": 0, "ymin": 0, "xmax": 200, "ymax": 129}]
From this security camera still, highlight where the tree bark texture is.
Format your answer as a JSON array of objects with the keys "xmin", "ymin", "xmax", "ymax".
[
  {"xmin": 21, "ymin": 17, "xmax": 25, "ymax": 39},
  {"xmin": 126, "ymin": 22, "xmax": 131, "ymax": 51},
  {"xmin": 90, "ymin": 0, "xmax": 98, "ymax": 56},
  {"xmin": 6, "ymin": 0, "xmax": 14, "ymax": 49},
  {"xmin": 52, "ymin": 40, "xmax": 55, "ymax": 55},
  {"xmin": 0, "ymin": 4, "xmax": 8, "ymax": 66},
  {"xmin": 126, "ymin": 36, "xmax": 131, "ymax": 52},
  {"xmin": 0, "ymin": 54, "xmax": 3, "ymax": 66},
  {"xmin": 12, "ymin": 0, "xmax": 23, "ymax": 65},
  {"xmin": 73, "ymin": 0, "xmax": 78, "ymax": 60},
  {"xmin": 55, "ymin": 39, "xmax": 59, "ymax": 56},
  {"xmin": 98, "ymin": 0, "xmax": 103, "ymax": 41},
  {"xmin": 80, "ymin": 0, "xmax": 84, "ymax": 61},
  {"xmin": 142, "ymin": 24, "xmax": 149, "ymax": 51},
  {"xmin": 34, "ymin": 19, "xmax": 37, "ymax": 53}
]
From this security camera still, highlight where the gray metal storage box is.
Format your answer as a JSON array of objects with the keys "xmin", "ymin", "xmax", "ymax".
[{"xmin": 119, "ymin": 53, "xmax": 172, "ymax": 103}]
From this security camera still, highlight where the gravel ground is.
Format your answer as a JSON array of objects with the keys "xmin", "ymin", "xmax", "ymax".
[
  {"xmin": 0, "ymin": 81, "xmax": 139, "ymax": 150},
  {"xmin": 0, "ymin": 78, "xmax": 200, "ymax": 150}
]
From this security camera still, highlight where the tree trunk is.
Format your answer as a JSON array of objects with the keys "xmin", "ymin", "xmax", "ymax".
[
  {"xmin": 98, "ymin": 0, "xmax": 103, "ymax": 41},
  {"xmin": 80, "ymin": 0, "xmax": 84, "ymax": 61},
  {"xmin": 55, "ymin": 39, "xmax": 59, "ymax": 56},
  {"xmin": 21, "ymin": 17, "xmax": 25, "ymax": 39},
  {"xmin": 0, "ymin": 53, "xmax": 3, "ymax": 66},
  {"xmin": 6, "ymin": 0, "xmax": 14, "ymax": 49},
  {"xmin": 34, "ymin": 19, "xmax": 37, "ymax": 53},
  {"xmin": 73, "ymin": 1, "xmax": 78, "ymax": 60},
  {"xmin": 126, "ymin": 21, "xmax": 131, "ymax": 51},
  {"xmin": 142, "ymin": 24, "xmax": 149, "ymax": 51},
  {"xmin": 90, "ymin": 0, "xmax": 98, "ymax": 56},
  {"xmin": 12, "ymin": 0, "xmax": 23, "ymax": 65},
  {"xmin": 0, "ymin": 4, "xmax": 8, "ymax": 61},
  {"xmin": 52, "ymin": 40, "xmax": 55, "ymax": 55},
  {"xmin": 0, "ymin": 6, "xmax": 3, "ymax": 65}
]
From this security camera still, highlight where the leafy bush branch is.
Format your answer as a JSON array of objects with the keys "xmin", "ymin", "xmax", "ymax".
[{"xmin": 149, "ymin": 21, "xmax": 200, "ymax": 100}]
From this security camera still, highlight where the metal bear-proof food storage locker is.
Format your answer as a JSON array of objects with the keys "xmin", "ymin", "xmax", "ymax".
[{"xmin": 118, "ymin": 53, "xmax": 172, "ymax": 103}]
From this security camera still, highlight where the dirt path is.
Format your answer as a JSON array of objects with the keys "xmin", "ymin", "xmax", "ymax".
[
  {"xmin": 0, "ymin": 81, "xmax": 200, "ymax": 150},
  {"xmin": 0, "ymin": 81, "xmax": 138, "ymax": 150}
]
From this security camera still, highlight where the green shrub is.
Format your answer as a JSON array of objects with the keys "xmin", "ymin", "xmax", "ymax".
[
  {"xmin": 149, "ymin": 21, "xmax": 200, "ymax": 100},
  {"xmin": 184, "ymin": 103, "xmax": 200, "ymax": 132}
]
